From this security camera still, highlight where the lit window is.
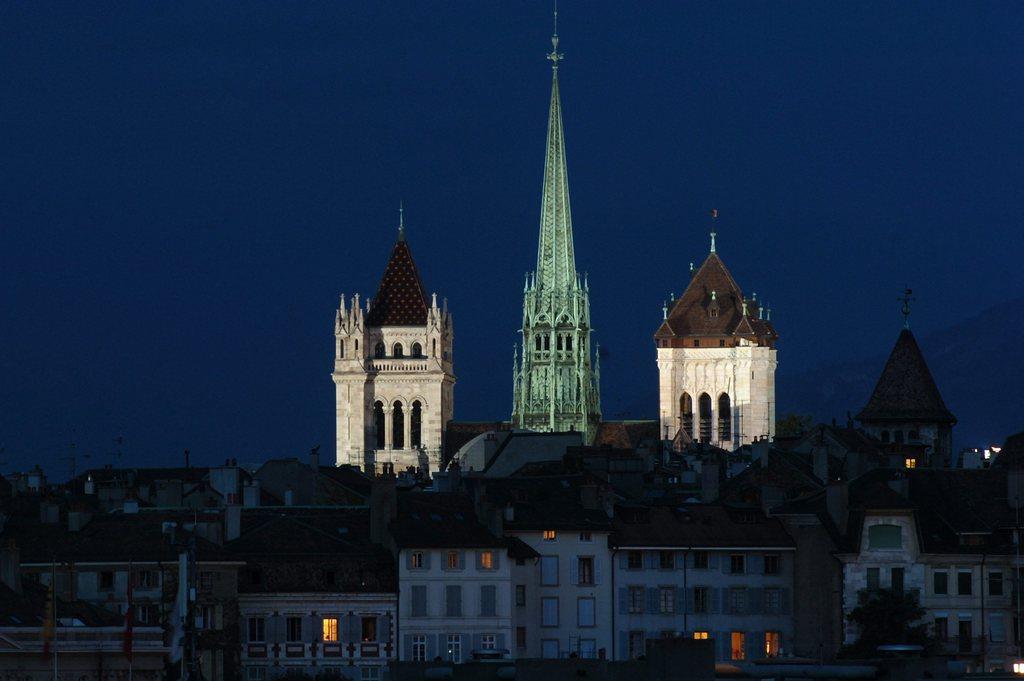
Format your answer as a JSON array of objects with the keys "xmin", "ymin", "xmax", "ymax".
[
  {"xmin": 322, "ymin": 617, "xmax": 339, "ymax": 642},
  {"xmin": 731, "ymin": 632, "xmax": 746, "ymax": 660},
  {"xmin": 905, "ymin": 458, "xmax": 917, "ymax": 469},
  {"xmin": 765, "ymin": 632, "xmax": 781, "ymax": 657},
  {"xmin": 411, "ymin": 551, "xmax": 424, "ymax": 569},
  {"xmin": 446, "ymin": 551, "xmax": 460, "ymax": 569},
  {"xmin": 542, "ymin": 530, "xmax": 557, "ymax": 541},
  {"xmin": 693, "ymin": 631, "xmax": 709, "ymax": 640},
  {"xmin": 480, "ymin": 551, "xmax": 494, "ymax": 570}
]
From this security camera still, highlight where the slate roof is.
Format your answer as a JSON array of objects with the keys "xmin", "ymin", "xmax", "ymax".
[
  {"xmin": 611, "ymin": 504, "xmax": 795, "ymax": 549},
  {"xmin": 389, "ymin": 492, "xmax": 506, "ymax": 549},
  {"xmin": 856, "ymin": 329, "xmax": 956, "ymax": 424},
  {"xmin": 654, "ymin": 252, "xmax": 776, "ymax": 344},
  {"xmin": 0, "ymin": 579, "xmax": 121, "ymax": 627},
  {"xmin": 592, "ymin": 420, "xmax": 660, "ymax": 449},
  {"xmin": 444, "ymin": 421, "xmax": 512, "ymax": 464},
  {"xmin": 474, "ymin": 475, "xmax": 613, "ymax": 533},
  {"xmin": 991, "ymin": 431, "xmax": 1024, "ymax": 469},
  {"xmin": 365, "ymin": 236, "xmax": 430, "ymax": 327}
]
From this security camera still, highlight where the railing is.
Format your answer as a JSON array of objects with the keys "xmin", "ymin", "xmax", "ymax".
[
  {"xmin": 241, "ymin": 640, "xmax": 391, "ymax": 661},
  {"xmin": 366, "ymin": 359, "xmax": 429, "ymax": 372},
  {"xmin": 857, "ymin": 588, "xmax": 920, "ymax": 605}
]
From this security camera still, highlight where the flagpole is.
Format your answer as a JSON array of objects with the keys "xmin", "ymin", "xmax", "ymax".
[
  {"xmin": 52, "ymin": 562, "xmax": 57, "ymax": 681},
  {"xmin": 127, "ymin": 560, "xmax": 133, "ymax": 681}
]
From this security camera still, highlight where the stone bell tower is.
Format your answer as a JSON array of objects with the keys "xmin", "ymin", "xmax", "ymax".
[{"xmin": 333, "ymin": 212, "xmax": 454, "ymax": 474}]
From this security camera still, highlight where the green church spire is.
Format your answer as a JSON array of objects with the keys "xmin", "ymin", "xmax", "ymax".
[{"xmin": 512, "ymin": 17, "xmax": 601, "ymax": 442}]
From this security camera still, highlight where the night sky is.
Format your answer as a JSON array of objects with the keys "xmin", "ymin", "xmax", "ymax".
[{"xmin": 3, "ymin": 2, "xmax": 1022, "ymax": 475}]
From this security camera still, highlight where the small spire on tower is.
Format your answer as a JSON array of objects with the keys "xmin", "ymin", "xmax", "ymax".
[
  {"xmin": 547, "ymin": 1, "xmax": 563, "ymax": 69},
  {"xmin": 709, "ymin": 208, "xmax": 719, "ymax": 253},
  {"xmin": 898, "ymin": 287, "xmax": 915, "ymax": 329},
  {"xmin": 398, "ymin": 201, "xmax": 405, "ymax": 241},
  {"xmin": 662, "ymin": 301, "xmax": 668, "ymax": 320}
]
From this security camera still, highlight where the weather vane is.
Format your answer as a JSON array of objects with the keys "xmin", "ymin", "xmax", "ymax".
[
  {"xmin": 898, "ymin": 287, "xmax": 915, "ymax": 329},
  {"xmin": 709, "ymin": 208, "xmax": 718, "ymax": 253}
]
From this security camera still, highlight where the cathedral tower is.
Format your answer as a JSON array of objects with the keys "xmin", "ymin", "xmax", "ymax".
[
  {"xmin": 655, "ymin": 227, "xmax": 777, "ymax": 449},
  {"xmin": 333, "ymin": 213, "xmax": 454, "ymax": 474},
  {"xmin": 511, "ymin": 25, "xmax": 601, "ymax": 442}
]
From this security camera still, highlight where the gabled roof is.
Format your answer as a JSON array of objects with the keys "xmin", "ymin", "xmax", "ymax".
[
  {"xmin": 611, "ymin": 504, "xmax": 794, "ymax": 549},
  {"xmin": 390, "ymin": 493, "xmax": 506, "ymax": 549},
  {"xmin": 856, "ymin": 329, "xmax": 956, "ymax": 424},
  {"xmin": 365, "ymin": 236, "xmax": 429, "ymax": 327},
  {"xmin": 655, "ymin": 252, "xmax": 776, "ymax": 343}
]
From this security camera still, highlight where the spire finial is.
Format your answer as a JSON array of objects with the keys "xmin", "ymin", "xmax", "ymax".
[
  {"xmin": 398, "ymin": 200, "xmax": 405, "ymax": 241},
  {"xmin": 709, "ymin": 208, "xmax": 719, "ymax": 253},
  {"xmin": 662, "ymin": 301, "xmax": 668, "ymax": 320},
  {"xmin": 899, "ymin": 287, "xmax": 915, "ymax": 329},
  {"xmin": 547, "ymin": 1, "xmax": 563, "ymax": 69}
]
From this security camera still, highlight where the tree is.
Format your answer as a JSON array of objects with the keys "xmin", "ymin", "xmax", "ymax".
[
  {"xmin": 839, "ymin": 589, "xmax": 935, "ymax": 658},
  {"xmin": 775, "ymin": 413, "xmax": 814, "ymax": 437}
]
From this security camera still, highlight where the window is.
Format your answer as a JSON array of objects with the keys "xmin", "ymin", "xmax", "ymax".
[
  {"xmin": 577, "ymin": 556, "xmax": 594, "ymax": 585},
  {"xmin": 480, "ymin": 634, "xmax": 495, "ymax": 650},
  {"xmin": 542, "ymin": 530, "xmax": 557, "ymax": 541},
  {"xmin": 909, "ymin": 430, "xmax": 919, "ymax": 441},
  {"xmin": 410, "ymin": 585, "xmax": 427, "ymax": 617},
  {"xmin": 542, "ymin": 639, "xmax": 560, "ymax": 659},
  {"xmin": 693, "ymin": 631, "xmax": 709, "ymax": 640},
  {"xmin": 247, "ymin": 616, "xmax": 266, "ymax": 643},
  {"xmin": 374, "ymin": 342, "xmax": 385, "ymax": 359},
  {"xmin": 516, "ymin": 627, "xmax": 526, "ymax": 648},
  {"xmin": 540, "ymin": 556, "xmax": 558, "ymax": 586},
  {"xmin": 411, "ymin": 551, "xmax": 425, "ymax": 569},
  {"xmin": 891, "ymin": 567, "xmax": 905, "ymax": 594},
  {"xmin": 322, "ymin": 617, "xmax": 339, "ymax": 642},
  {"xmin": 339, "ymin": 339, "xmax": 344, "ymax": 358},
  {"xmin": 868, "ymin": 524, "xmax": 902, "ymax": 549},
  {"xmin": 764, "ymin": 555, "xmax": 779, "ymax": 575},
  {"xmin": 197, "ymin": 605, "xmax": 214, "ymax": 630},
  {"xmin": 360, "ymin": 616, "xmax": 376, "ymax": 642},
  {"xmin": 246, "ymin": 668, "xmax": 266, "ymax": 681},
  {"xmin": 698, "ymin": 393, "xmax": 712, "ymax": 441},
  {"xmin": 905, "ymin": 458, "xmax": 917, "ymax": 469},
  {"xmin": 765, "ymin": 632, "xmax": 781, "ymax": 658},
  {"xmin": 412, "ymin": 635, "xmax": 427, "ymax": 662},
  {"xmin": 693, "ymin": 551, "xmax": 709, "ymax": 569},
  {"xmin": 866, "ymin": 567, "xmax": 880, "ymax": 591},
  {"xmin": 627, "ymin": 551, "xmax": 643, "ymax": 570},
  {"xmin": 137, "ymin": 570, "xmax": 158, "ymax": 588},
  {"xmin": 99, "ymin": 571, "xmax": 114, "ymax": 590},
  {"xmin": 730, "ymin": 555, "xmax": 745, "ymax": 574},
  {"xmin": 958, "ymin": 571, "xmax": 973, "ymax": 595},
  {"xmin": 990, "ymin": 614, "xmax": 1006, "ymax": 642},
  {"xmin": 731, "ymin": 632, "xmax": 746, "ymax": 660},
  {"xmin": 719, "ymin": 339, "xmax": 726, "ymax": 347},
  {"xmin": 411, "ymin": 401, "xmax": 422, "ymax": 449},
  {"xmin": 445, "ymin": 551, "xmax": 460, "ymax": 570},
  {"xmin": 515, "ymin": 584, "xmax": 526, "ymax": 607},
  {"xmin": 934, "ymin": 571, "xmax": 948, "ymax": 595},
  {"xmin": 286, "ymin": 616, "xmax": 302, "ymax": 642},
  {"xmin": 541, "ymin": 597, "xmax": 559, "ymax": 626},
  {"xmin": 578, "ymin": 597, "xmax": 595, "ymax": 627},
  {"xmin": 392, "ymin": 401, "xmax": 404, "ymax": 449},
  {"xmin": 373, "ymin": 401, "xmax": 385, "ymax": 449},
  {"xmin": 958, "ymin": 620, "xmax": 973, "ymax": 652},
  {"xmin": 680, "ymin": 393, "xmax": 694, "ymax": 439},
  {"xmin": 894, "ymin": 430, "xmax": 905, "ymax": 444},
  {"xmin": 445, "ymin": 585, "xmax": 462, "ymax": 617},
  {"xmin": 764, "ymin": 588, "xmax": 781, "ymax": 612},
  {"xmin": 659, "ymin": 551, "xmax": 674, "ymax": 570},
  {"xmin": 579, "ymin": 531, "xmax": 592, "ymax": 542},
  {"xmin": 628, "ymin": 631, "xmax": 645, "ymax": 659},
  {"xmin": 480, "ymin": 550, "xmax": 495, "ymax": 570},
  {"xmin": 991, "ymin": 571, "xmax": 1004, "ymax": 596},
  {"xmin": 694, "ymin": 587, "xmax": 709, "ymax": 613},
  {"xmin": 934, "ymin": 617, "xmax": 948, "ymax": 640},
  {"xmin": 718, "ymin": 394, "xmax": 732, "ymax": 441},
  {"xmin": 411, "ymin": 342, "xmax": 423, "ymax": 358},
  {"xmin": 446, "ymin": 634, "xmax": 462, "ymax": 663},
  {"xmin": 628, "ymin": 586, "xmax": 644, "ymax": 614},
  {"xmin": 660, "ymin": 587, "xmax": 676, "ymax": 614},
  {"xmin": 360, "ymin": 668, "xmax": 380, "ymax": 681},
  {"xmin": 480, "ymin": 585, "xmax": 497, "ymax": 617},
  {"xmin": 136, "ymin": 604, "xmax": 158, "ymax": 624},
  {"xmin": 694, "ymin": 339, "xmax": 701, "ymax": 347},
  {"xmin": 729, "ymin": 587, "xmax": 747, "ymax": 614},
  {"xmin": 393, "ymin": 343, "xmax": 404, "ymax": 358}
]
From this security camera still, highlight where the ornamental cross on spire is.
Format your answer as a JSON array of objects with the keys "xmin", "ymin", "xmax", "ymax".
[
  {"xmin": 899, "ymin": 287, "xmax": 915, "ymax": 329},
  {"xmin": 547, "ymin": 4, "xmax": 563, "ymax": 68}
]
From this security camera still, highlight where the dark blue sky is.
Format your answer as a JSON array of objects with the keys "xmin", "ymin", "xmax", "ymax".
[{"xmin": 2, "ymin": 2, "xmax": 1022, "ymax": 476}]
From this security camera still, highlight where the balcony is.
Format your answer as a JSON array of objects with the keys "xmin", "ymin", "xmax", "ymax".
[{"xmin": 366, "ymin": 359, "xmax": 429, "ymax": 373}]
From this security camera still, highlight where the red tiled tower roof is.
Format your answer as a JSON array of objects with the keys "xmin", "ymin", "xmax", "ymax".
[
  {"xmin": 365, "ymin": 235, "xmax": 429, "ymax": 327},
  {"xmin": 856, "ymin": 329, "xmax": 956, "ymax": 424}
]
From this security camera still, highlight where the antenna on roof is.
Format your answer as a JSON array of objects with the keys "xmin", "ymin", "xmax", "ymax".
[{"xmin": 898, "ymin": 287, "xmax": 915, "ymax": 329}]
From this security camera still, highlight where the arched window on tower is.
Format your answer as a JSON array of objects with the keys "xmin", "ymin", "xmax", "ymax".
[
  {"xmin": 393, "ymin": 343, "xmax": 404, "ymax": 358},
  {"xmin": 355, "ymin": 339, "xmax": 358, "ymax": 353},
  {"xmin": 374, "ymin": 342, "xmax": 385, "ymax": 359},
  {"xmin": 373, "ymin": 401, "xmax": 385, "ymax": 449},
  {"xmin": 411, "ymin": 342, "xmax": 423, "ymax": 358},
  {"xmin": 432, "ymin": 339, "xmax": 437, "ymax": 357},
  {"xmin": 718, "ymin": 393, "xmax": 732, "ymax": 442},
  {"xmin": 566, "ymin": 336, "xmax": 572, "ymax": 351},
  {"xmin": 535, "ymin": 335, "xmax": 542, "ymax": 352},
  {"xmin": 679, "ymin": 393, "xmax": 694, "ymax": 439},
  {"xmin": 392, "ymin": 401, "xmax": 405, "ymax": 449},
  {"xmin": 411, "ymin": 401, "xmax": 422, "ymax": 448},
  {"xmin": 557, "ymin": 336, "xmax": 563, "ymax": 351},
  {"xmin": 698, "ymin": 393, "xmax": 713, "ymax": 443},
  {"xmin": 543, "ymin": 336, "xmax": 550, "ymax": 351},
  {"xmin": 339, "ymin": 339, "xmax": 344, "ymax": 358}
]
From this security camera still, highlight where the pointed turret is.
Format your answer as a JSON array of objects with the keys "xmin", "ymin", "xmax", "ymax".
[{"xmin": 366, "ymin": 234, "xmax": 429, "ymax": 327}]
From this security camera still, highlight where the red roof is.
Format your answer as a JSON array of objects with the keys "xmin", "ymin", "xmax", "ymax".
[{"xmin": 365, "ymin": 236, "xmax": 430, "ymax": 327}]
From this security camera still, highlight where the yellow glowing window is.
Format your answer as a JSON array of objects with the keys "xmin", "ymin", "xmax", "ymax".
[
  {"xmin": 480, "ymin": 551, "xmax": 494, "ymax": 569},
  {"xmin": 905, "ymin": 458, "xmax": 917, "ymax": 469},
  {"xmin": 765, "ymin": 631, "xmax": 781, "ymax": 657},
  {"xmin": 542, "ymin": 530, "xmax": 557, "ymax": 541},
  {"xmin": 322, "ymin": 617, "xmax": 339, "ymax": 642},
  {"xmin": 731, "ymin": 632, "xmax": 745, "ymax": 660},
  {"xmin": 693, "ymin": 631, "xmax": 709, "ymax": 640}
]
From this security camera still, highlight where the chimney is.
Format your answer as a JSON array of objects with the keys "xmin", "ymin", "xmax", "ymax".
[
  {"xmin": 68, "ymin": 510, "xmax": 92, "ymax": 532},
  {"xmin": 184, "ymin": 449, "xmax": 190, "ymax": 468},
  {"xmin": 39, "ymin": 502, "xmax": 59, "ymax": 524},
  {"xmin": 84, "ymin": 475, "xmax": 95, "ymax": 495},
  {"xmin": 0, "ymin": 541, "xmax": 20, "ymax": 594},
  {"xmin": 310, "ymin": 446, "xmax": 320, "ymax": 471},
  {"xmin": 369, "ymin": 477, "xmax": 397, "ymax": 546},
  {"xmin": 812, "ymin": 445, "xmax": 829, "ymax": 484},
  {"xmin": 243, "ymin": 481, "xmax": 260, "ymax": 507},
  {"xmin": 284, "ymin": 488, "xmax": 294, "ymax": 507},
  {"xmin": 826, "ymin": 480, "xmax": 849, "ymax": 533},
  {"xmin": 701, "ymin": 462, "xmax": 720, "ymax": 503},
  {"xmin": 504, "ymin": 503, "xmax": 515, "ymax": 522},
  {"xmin": 1009, "ymin": 470, "xmax": 1024, "ymax": 510},
  {"xmin": 483, "ymin": 433, "xmax": 499, "ymax": 466},
  {"xmin": 224, "ymin": 505, "xmax": 241, "ymax": 542},
  {"xmin": 751, "ymin": 438, "xmax": 770, "ymax": 465}
]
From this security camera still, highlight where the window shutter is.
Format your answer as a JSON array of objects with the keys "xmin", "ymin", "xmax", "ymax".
[
  {"xmin": 748, "ymin": 588, "xmax": 763, "ymax": 614},
  {"xmin": 710, "ymin": 588, "xmax": 721, "ymax": 614},
  {"xmin": 378, "ymin": 615, "xmax": 390, "ymax": 643},
  {"xmin": 406, "ymin": 552, "xmax": 414, "ymax": 570},
  {"xmin": 708, "ymin": 553, "xmax": 720, "ymax": 570},
  {"xmin": 493, "ymin": 551, "xmax": 501, "ymax": 570},
  {"xmin": 411, "ymin": 585, "xmax": 427, "ymax": 617},
  {"xmin": 723, "ymin": 589, "xmax": 733, "ymax": 615},
  {"xmin": 675, "ymin": 551, "xmax": 685, "ymax": 570},
  {"xmin": 619, "ymin": 632, "xmax": 629, "ymax": 660},
  {"xmin": 458, "ymin": 552, "xmax": 465, "ymax": 570},
  {"xmin": 676, "ymin": 587, "xmax": 686, "ymax": 614},
  {"xmin": 423, "ymin": 551, "xmax": 432, "ymax": 569},
  {"xmin": 481, "ymin": 585, "xmax": 496, "ymax": 617},
  {"xmin": 685, "ymin": 588, "xmax": 695, "ymax": 614},
  {"xmin": 594, "ymin": 557, "xmax": 603, "ymax": 585},
  {"xmin": 570, "ymin": 557, "xmax": 579, "ymax": 585},
  {"xmin": 645, "ymin": 552, "xmax": 656, "ymax": 569},
  {"xmin": 404, "ymin": 634, "xmax": 413, "ymax": 660},
  {"xmin": 685, "ymin": 552, "xmax": 695, "ymax": 568},
  {"xmin": 646, "ymin": 587, "xmax": 659, "ymax": 614},
  {"xmin": 748, "ymin": 555, "xmax": 764, "ymax": 574},
  {"xmin": 475, "ymin": 552, "xmax": 483, "ymax": 570},
  {"xmin": 426, "ymin": 633, "xmax": 438, "ymax": 660},
  {"xmin": 496, "ymin": 633, "xmax": 506, "ymax": 652},
  {"xmin": 721, "ymin": 557, "xmax": 731, "ymax": 574},
  {"xmin": 619, "ymin": 552, "xmax": 629, "ymax": 569},
  {"xmin": 472, "ymin": 633, "xmax": 483, "ymax": 652},
  {"xmin": 750, "ymin": 631, "xmax": 763, "ymax": 659},
  {"xmin": 780, "ymin": 588, "xmax": 791, "ymax": 615},
  {"xmin": 618, "ymin": 587, "xmax": 629, "ymax": 614}
]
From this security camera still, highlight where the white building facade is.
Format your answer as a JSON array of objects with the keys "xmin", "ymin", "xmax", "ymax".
[{"xmin": 333, "ymin": 224, "xmax": 454, "ymax": 474}]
